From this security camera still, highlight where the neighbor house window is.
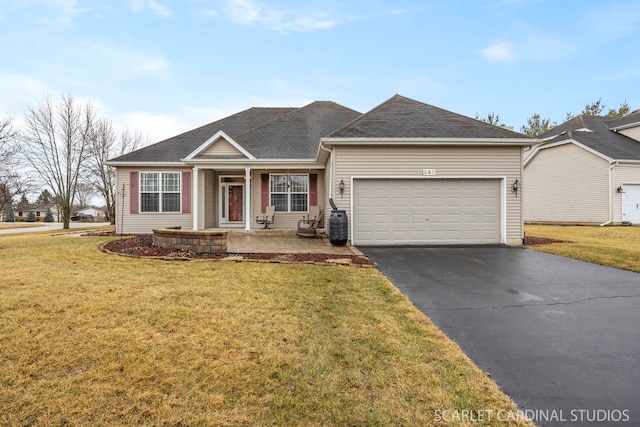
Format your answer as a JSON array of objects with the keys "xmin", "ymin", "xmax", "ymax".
[
  {"xmin": 270, "ymin": 174, "xmax": 308, "ymax": 212},
  {"xmin": 140, "ymin": 172, "xmax": 181, "ymax": 213}
]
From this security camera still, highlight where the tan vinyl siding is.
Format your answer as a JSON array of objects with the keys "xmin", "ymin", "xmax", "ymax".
[
  {"xmin": 619, "ymin": 127, "xmax": 640, "ymax": 142},
  {"xmin": 612, "ymin": 164, "xmax": 640, "ymax": 223},
  {"xmin": 250, "ymin": 170, "xmax": 325, "ymax": 230},
  {"xmin": 203, "ymin": 170, "xmax": 216, "ymax": 228},
  {"xmin": 333, "ymin": 145, "xmax": 524, "ymax": 245},
  {"xmin": 115, "ymin": 167, "xmax": 193, "ymax": 234},
  {"xmin": 200, "ymin": 139, "xmax": 245, "ymax": 157},
  {"xmin": 524, "ymin": 143, "xmax": 609, "ymax": 223}
]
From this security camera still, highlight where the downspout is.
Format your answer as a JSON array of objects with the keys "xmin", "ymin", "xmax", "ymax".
[
  {"xmin": 600, "ymin": 161, "xmax": 619, "ymax": 226},
  {"xmin": 319, "ymin": 143, "xmax": 334, "ymax": 200}
]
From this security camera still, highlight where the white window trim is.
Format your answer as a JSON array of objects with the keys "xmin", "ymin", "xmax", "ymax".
[
  {"xmin": 269, "ymin": 173, "xmax": 310, "ymax": 213},
  {"xmin": 139, "ymin": 171, "xmax": 182, "ymax": 213}
]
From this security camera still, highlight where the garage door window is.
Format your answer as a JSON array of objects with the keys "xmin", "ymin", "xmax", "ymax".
[{"xmin": 270, "ymin": 174, "xmax": 308, "ymax": 212}]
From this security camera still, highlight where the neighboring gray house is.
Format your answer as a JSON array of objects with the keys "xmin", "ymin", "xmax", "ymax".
[
  {"xmin": 524, "ymin": 111, "xmax": 640, "ymax": 224},
  {"xmin": 108, "ymin": 95, "xmax": 533, "ymax": 246}
]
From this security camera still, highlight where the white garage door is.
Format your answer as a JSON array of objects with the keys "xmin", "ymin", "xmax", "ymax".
[
  {"xmin": 622, "ymin": 184, "xmax": 640, "ymax": 224},
  {"xmin": 353, "ymin": 178, "xmax": 502, "ymax": 245}
]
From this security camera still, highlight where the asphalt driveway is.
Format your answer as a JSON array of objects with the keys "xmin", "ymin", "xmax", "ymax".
[{"xmin": 360, "ymin": 246, "xmax": 640, "ymax": 426}]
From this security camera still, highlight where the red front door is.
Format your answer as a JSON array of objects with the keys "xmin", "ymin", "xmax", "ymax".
[{"xmin": 228, "ymin": 185, "xmax": 243, "ymax": 222}]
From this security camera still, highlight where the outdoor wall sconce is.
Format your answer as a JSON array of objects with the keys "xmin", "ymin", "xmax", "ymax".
[
  {"xmin": 338, "ymin": 179, "xmax": 345, "ymax": 197},
  {"xmin": 616, "ymin": 186, "xmax": 625, "ymax": 193},
  {"xmin": 511, "ymin": 179, "xmax": 520, "ymax": 196}
]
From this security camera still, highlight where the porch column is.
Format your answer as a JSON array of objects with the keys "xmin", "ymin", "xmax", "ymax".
[
  {"xmin": 245, "ymin": 167, "xmax": 251, "ymax": 231},
  {"xmin": 192, "ymin": 167, "xmax": 199, "ymax": 230}
]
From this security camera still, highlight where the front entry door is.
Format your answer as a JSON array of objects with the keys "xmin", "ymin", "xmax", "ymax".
[{"xmin": 228, "ymin": 184, "xmax": 243, "ymax": 222}]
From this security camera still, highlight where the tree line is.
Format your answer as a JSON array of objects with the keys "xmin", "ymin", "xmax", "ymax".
[
  {"xmin": 0, "ymin": 94, "xmax": 148, "ymax": 228},
  {"xmin": 475, "ymin": 98, "xmax": 633, "ymax": 137}
]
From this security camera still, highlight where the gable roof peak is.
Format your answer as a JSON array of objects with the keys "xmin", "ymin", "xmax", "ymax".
[{"xmin": 329, "ymin": 94, "xmax": 529, "ymax": 140}]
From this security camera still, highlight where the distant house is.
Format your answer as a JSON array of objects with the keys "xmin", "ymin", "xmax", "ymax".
[
  {"xmin": 14, "ymin": 203, "xmax": 58, "ymax": 221},
  {"xmin": 74, "ymin": 206, "xmax": 105, "ymax": 220},
  {"xmin": 524, "ymin": 111, "xmax": 640, "ymax": 224},
  {"xmin": 107, "ymin": 95, "xmax": 534, "ymax": 246}
]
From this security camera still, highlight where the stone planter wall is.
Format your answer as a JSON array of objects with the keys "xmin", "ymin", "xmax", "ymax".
[{"xmin": 152, "ymin": 227, "xmax": 228, "ymax": 253}]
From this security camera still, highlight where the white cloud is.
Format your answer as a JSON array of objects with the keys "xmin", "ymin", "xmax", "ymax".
[
  {"xmin": 114, "ymin": 106, "xmax": 241, "ymax": 142},
  {"xmin": 0, "ymin": 73, "xmax": 52, "ymax": 115},
  {"xmin": 480, "ymin": 42, "xmax": 516, "ymax": 62},
  {"xmin": 12, "ymin": 0, "xmax": 84, "ymax": 27},
  {"xmin": 222, "ymin": 0, "xmax": 337, "ymax": 32},
  {"xmin": 115, "ymin": 111, "xmax": 191, "ymax": 142},
  {"xmin": 134, "ymin": 57, "xmax": 171, "ymax": 73},
  {"xmin": 128, "ymin": 0, "xmax": 171, "ymax": 17},
  {"xmin": 483, "ymin": 0, "xmax": 543, "ymax": 9},
  {"xmin": 582, "ymin": 3, "xmax": 640, "ymax": 41}
]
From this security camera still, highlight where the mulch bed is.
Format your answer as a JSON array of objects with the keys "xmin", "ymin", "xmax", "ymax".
[
  {"xmin": 96, "ymin": 233, "xmax": 375, "ymax": 267},
  {"xmin": 524, "ymin": 236, "xmax": 573, "ymax": 245}
]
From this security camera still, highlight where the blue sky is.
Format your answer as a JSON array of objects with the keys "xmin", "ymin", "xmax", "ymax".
[{"xmin": 1, "ymin": 0, "xmax": 639, "ymax": 142}]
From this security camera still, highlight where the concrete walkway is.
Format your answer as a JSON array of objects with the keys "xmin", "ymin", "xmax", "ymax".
[
  {"xmin": 0, "ymin": 222, "xmax": 112, "ymax": 235},
  {"xmin": 227, "ymin": 230, "xmax": 361, "ymax": 255}
]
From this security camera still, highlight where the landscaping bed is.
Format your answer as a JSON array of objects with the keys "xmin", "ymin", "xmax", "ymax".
[{"xmin": 101, "ymin": 233, "xmax": 375, "ymax": 266}]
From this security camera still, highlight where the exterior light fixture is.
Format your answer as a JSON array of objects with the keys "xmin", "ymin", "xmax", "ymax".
[
  {"xmin": 616, "ymin": 186, "xmax": 624, "ymax": 193},
  {"xmin": 339, "ymin": 179, "xmax": 345, "ymax": 197},
  {"xmin": 511, "ymin": 179, "xmax": 520, "ymax": 196}
]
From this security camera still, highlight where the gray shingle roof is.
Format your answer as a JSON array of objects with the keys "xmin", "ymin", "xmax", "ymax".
[
  {"xmin": 539, "ymin": 115, "xmax": 640, "ymax": 160},
  {"xmin": 329, "ymin": 94, "xmax": 528, "ymax": 139},
  {"xmin": 110, "ymin": 107, "xmax": 296, "ymax": 162},
  {"xmin": 607, "ymin": 110, "xmax": 640, "ymax": 130},
  {"xmin": 234, "ymin": 101, "xmax": 361, "ymax": 159},
  {"xmin": 110, "ymin": 103, "xmax": 361, "ymax": 162}
]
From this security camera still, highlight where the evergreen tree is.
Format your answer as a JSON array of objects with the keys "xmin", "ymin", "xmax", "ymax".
[
  {"xmin": 26, "ymin": 211, "xmax": 36, "ymax": 222},
  {"xmin": 4, "ymin": 210, "xmax": 15, "ymax": 222},
  {"xmin": 44, "ymin": 208, "xmax": 55, "ymax": 222}
]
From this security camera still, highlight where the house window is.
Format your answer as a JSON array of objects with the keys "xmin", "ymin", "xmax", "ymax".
[
  {"xmin": 270, "ymin": 174, "xmax": 308, "ymax": 212},
  {"xmin": 140, "ymin": 172, "xmax": 181, "ymax": 213}
]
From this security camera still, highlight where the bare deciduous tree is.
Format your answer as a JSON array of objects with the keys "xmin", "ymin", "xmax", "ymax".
[
  {"xmin": 0, "ymin": 115, "xmax": 30, "ymax": 217},
  {"xmin": 21, "ymin": 94, "xmax": 95, "ymax": 228},
  {"xmin": 474, "ymin": 111, "xmax": 504, "ymax": 126},
  {"xmin": 86, "ymin": 118, "xmax": 146, "ymax": 224},
  {"xmin": 520, "ymin": 113, "xmax": 557, "ymax": 137},
  {"xmin": 74, "ymin": 182, "xmax": 97, "ymax": 208}
]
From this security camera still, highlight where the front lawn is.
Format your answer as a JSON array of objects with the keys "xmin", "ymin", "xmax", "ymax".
[
  {"xmin": 526, "ymin": 224, "xmax": 640, "ymax": 273},
  {"xmin": 0, "ymin": 232, "xmax": 533, "ymax": 426}
]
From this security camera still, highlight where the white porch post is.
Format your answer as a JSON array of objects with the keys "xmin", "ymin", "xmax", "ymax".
[
  {"xmin": 192, "ymin": 167, "xmax": 199, "ymax": 230},
  {"xmin": 245, "ymin": 167, "xmax": 251, "ymax": 231}
]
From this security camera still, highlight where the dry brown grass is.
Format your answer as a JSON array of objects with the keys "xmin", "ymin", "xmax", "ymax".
[
  {"xmin": 526, "ymin": 225, "xmax": 640, "ymax": 273},
  {"xmin": 0, "ymin": 232, "xmax": 534, "ymax": 426}
]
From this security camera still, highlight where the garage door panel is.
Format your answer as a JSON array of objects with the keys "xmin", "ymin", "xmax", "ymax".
[{"xmin": 353, "ymin": 178, "xmax": 501, "ymax": 245}]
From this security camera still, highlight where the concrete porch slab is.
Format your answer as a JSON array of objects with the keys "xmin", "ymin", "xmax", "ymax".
[{"xmin": 226, "ymin": 230, "xmax": 361, "ymax": 255}]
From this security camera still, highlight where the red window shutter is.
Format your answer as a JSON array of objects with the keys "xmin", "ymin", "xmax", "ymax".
[
  {"xmin": 261, "ymin": 174, "xmax": 269, "ymax": 212},
  {"xmin": 130, "ymin": 172, "xmax": 139, "ymax": 214},
  {"xmin": 182, "ymin": 171, "xmax": 191, "ymax": 214},
  {"xmin": 309, "ymin": 173, "xmax": 318, "ymax": 206}
]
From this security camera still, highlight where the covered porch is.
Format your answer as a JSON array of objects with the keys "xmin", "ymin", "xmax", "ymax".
[{"xmin": 192, "ymin": 166, "xmax": 325, "ymax": 232}]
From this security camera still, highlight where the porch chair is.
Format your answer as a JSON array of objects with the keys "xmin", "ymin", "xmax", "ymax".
[
  {"xmin": 296, "ymin": 205, "xmax": 323, "ymax": 237},
  {"xmin": 256, "ymin": 205, "xmax": 275, "ymax": 229}
]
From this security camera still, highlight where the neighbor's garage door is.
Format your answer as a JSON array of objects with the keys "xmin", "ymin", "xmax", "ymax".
[
  {"xmin": 353, "ymin": 178, "xmax": 502, "ymax": 245},
  {"xmin": 622, "ymin": 184, "xmax": 640, "ymax": 224}
]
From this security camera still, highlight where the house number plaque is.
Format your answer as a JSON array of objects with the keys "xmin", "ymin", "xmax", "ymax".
[{"xmin": 422, "ymin": 169, "xmax": 437, "ymax": 176}]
